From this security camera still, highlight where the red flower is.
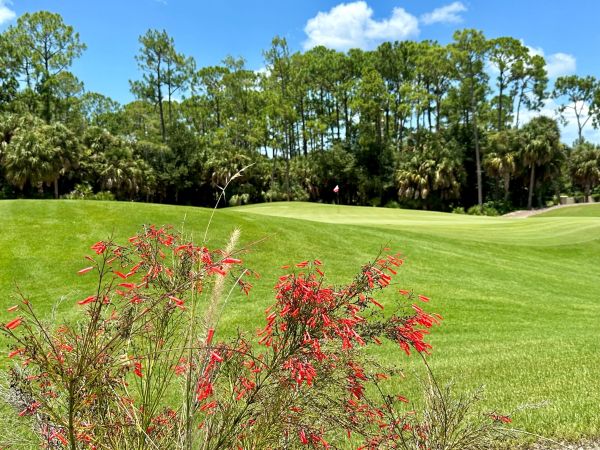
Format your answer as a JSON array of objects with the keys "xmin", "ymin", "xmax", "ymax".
[
  {"xmin": 222, "ymin": 257, "xmax": 242, "ymax": 265},
  {"xmin": 490, "ymin": 413, "xmax": 512, "ymax": 423},
  {"xmin": 134, "ymin": 361, "xmax": 143, "ymax": 378},
  {"xmin": 210, "ymin": 351, "xmax": 223, "ymax": 363},
  {"xmin": 168, "ymin": 295, "xmax": 185, "ymax": 309},
  {"xmin": 49, "ymin": 431, "xmax": 68, "ymax": 446},
  {"xmin": 208, "ymin": 266, "xmax": 227, "ymax": 276},
  {"xmin": 77, "ymin": 266, "xmax": 94, "ymax": 275},
  {"xmin": 299, "ymin": 429, "xmax": 309, "ymax": 445},
  {"xmin": 206, "ymin": 328, "xmax": 215, "ymax": 345},
  {"xmin": 91, "ymin": 241, "xmax": 107, "ymax": 254},
  {"xmin": 8, "ymin": 348, "xmax": 24, "ymax": 358},
  {"xmin": 5, "ymin": 317, "xmax": 22, "ymax": 330},
  {"xmin": 77, "ymin": 296, "xmax": 96, "ymax": 306}
]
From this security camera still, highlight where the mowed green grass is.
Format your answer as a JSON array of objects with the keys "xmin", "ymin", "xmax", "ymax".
[
  {"xmin": 1, "ymin": 200, "xmax": 599, "ymax": 442},
  {"xmin": 535, "ymin": 203, "xmax": 600, "ymax": 217}
]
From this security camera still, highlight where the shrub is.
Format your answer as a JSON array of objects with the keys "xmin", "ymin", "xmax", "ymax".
[
  {"xmin": 228, "ymin": 193, "xmax": 250, "ymax": 207},
  {"xmin": 0, "ymin": 184, "xmax": 16, "ymax": 200},
  {"xmin": 64, "ymin": 183, "xmax": 115, "ymax": 201},
  {"xmin": 0, "ymin": 226, "xmax": 434, "ymax": 448},
  {"xmin": 467, "ymin": 203, "xmax": 500, "ymax": 216},
  {"xmin": 451, "ymin": 206, "xmax": 466, "ymax": 214},
  {"xmin": 92, "ymin": 191, "xmax": 115, "ymax": 201},
  {"xmin": 1, "ymin": 225, "xmax": 512, "ymax": 449},
  {"xmin": 263, "ymin": 183, "xmax": 309, "ymax": 202},
  {"xmin": 481, "ymin": 200, "xmax": 513, "ymax": 215},
  {"xmin": 63, "ymin": 183, "xmax": 94, "ymax": 199}
]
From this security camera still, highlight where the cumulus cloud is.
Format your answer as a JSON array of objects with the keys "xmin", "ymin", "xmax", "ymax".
[
  {"xmin": 0, "ymin": 0, "xmax": 16, "ymax": 25},
  {"xmin": 526, "ymin": 44, "xmax": 576, "ymax": 78},
  {"xmin": 518, "ymin": 98, "xmax": 600, "ymax": 145},
  {"xmin": 303, "ymin": 1, "xmax": 419, "ymax": 51},
  {"xmin": 420, "ymin": 1, "xmax": 467, "ymax": 25},
  {"xmin": 546, "ymin": 53, "xmax": 576, "ymax": 78}
]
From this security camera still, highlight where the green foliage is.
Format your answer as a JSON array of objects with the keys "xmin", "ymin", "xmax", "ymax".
[
  {"xmin": 553, "ymin": 75, "xmax": 598, "ymax": 143},
  {"xmin": 466, "ymin": 204, "xmax": 499, "ymax": 216},
  {"xmin": 570, "ymin": 141, "xmax": 600, "ymax": 199},
  {"xmin": 396, "ymin": 133, "xmax": 465, "ymax": 209},
  {"xmin": 0, "ymin": 11, "xmax": 596, "ymax": 212},
  {"xmin": 63, "ymin": 183, "xmax": 115, "ymax": 201},
  {"xmin": 1, "ymin": 114, "xmax": 80, "ymax": 197},
  {"xmin": 5, "ymin": 11, "xmax": 85, "ymax": 122}
]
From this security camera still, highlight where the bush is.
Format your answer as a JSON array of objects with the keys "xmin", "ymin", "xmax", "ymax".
[
  {"xmin": 263, "ymin": 183, "xmax": 309, "ymax": 202},
  {"xmin": 368, "ymin": 197, "xmax": 382, "ymax": 207},
  {"xmin": 452, "ymin": 206, "xmax": 466, "ymax": 214},
  {"xmin": 467, "ymin": 203, "xmax": 500, "ymax": 216},
  {"xmin": 93, "ymin": 191, "xmax": 115, "ymax": 201},
  {"xmin": 0, "ymin": 225, "xmax": 451, "ymax": 449},
  {"xmin": 1, "ymin": 225, "xmax": 515, "ymax": 449},
  {"xmin": 0, "ymin": 184, "xmax": 16, "ymax": 199},
  {"xmin": 228, "ymin": 193, "xmax": 250, "ymax": 207},
  {"xmin": 64, "ymin": 183, "xmax": 115, "ymax": 201},
  {"xmin": 63, "ymin": 183, "xmax": 94, "ymax": 199}
]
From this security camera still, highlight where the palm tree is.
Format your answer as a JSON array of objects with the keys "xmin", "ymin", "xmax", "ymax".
[
  {"xmin": 3, "ymin": 123, "xmax": 55, "ymax": 192},
  {"xmin": 483, "ymin": 130, "xmax": 519, "ymax": 201},
  {"xmin": 2, "ymin": 116, "xmax": 79, "ymax": 198},
  {"xmin": 396, "ymin": 136, "xmax": 464, "ymax": 207},
  {"xmin": 570, "ymin": 142, "xmax": 600, "ymax": 202},
  {"xmin": 520, "ymin": 116, "xmax": 561, "ymax": 209},
  {"xmin": 46, "ymin": 122, "xmax": 80, "ymax": 198}
]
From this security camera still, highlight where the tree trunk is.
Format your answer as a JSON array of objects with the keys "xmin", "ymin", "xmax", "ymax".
[
  {"xmin": 527, "ymin": 164, "xmax": 535, "ymax": 210},
  {"xmin": 435, "ymin": 95, "xmax": 441, "ymax": 133},
  {"xmin": 470, "ymin": 82, "xmax": 483, "ymax": 207},
  {"xmin": 300, "ymin": 99, "xmax": 308, "ymax": 156},
  {"xmin": 157, "ymin": 59, "xmax": 166, "ymax": 142},
  {"xmin": 503, "ymin": 174, "xmax": 510, "ymax": 202},
  {"xmin": 497, "ymin": 74, "xmax": 504, "ymax": 131},
  {"xmin": 586, "ymin": 183, "xmax": 591, "ymax": 202},
  {"xmin": 515, "ymin": 85, "xmax": 524, "ymax": 129},
  {"xmin": 54, "ymin": 177, "xmax": 59, "ymax": 199}
]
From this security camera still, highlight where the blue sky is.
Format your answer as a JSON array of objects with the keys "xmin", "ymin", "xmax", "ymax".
[{"xmin": 1, "ymin": 0, "xmax": 599, "ymax": 142}]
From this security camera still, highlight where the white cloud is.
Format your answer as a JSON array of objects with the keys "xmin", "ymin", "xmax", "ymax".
[
  {"xmin": 0, "ymin": 0, "xmax": 16, "ymax": 25},
  {"xmin": 420, "ymin": 1, "xmax": 466, "ymax": 25},
  {"xmin": 303, "ymin": 1, "xmax": 419, "ymax": 51},
  {"xmin": 546, "ymin": 53, "xmax": 576, "ymax": 78},
  {"xmin": 254, "ymin": 66, "xmax": 270, "ymax": 76},
  {"xmin": 518, "ymin": 98, "xmax": 600, "ymax": 145},
  {"xmin": 525, "ymin": 44, "xmax": 576, "ymax": 79}
]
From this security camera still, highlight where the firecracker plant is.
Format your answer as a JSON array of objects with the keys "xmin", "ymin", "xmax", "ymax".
[{"xmin": 0, "ymin": 224, "xmax": 509, "ymax": 449}]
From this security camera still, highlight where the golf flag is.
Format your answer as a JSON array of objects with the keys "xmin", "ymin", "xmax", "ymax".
[{"xmin": 333, "ymin": 185, "xmax": 339, "ymax": 193}]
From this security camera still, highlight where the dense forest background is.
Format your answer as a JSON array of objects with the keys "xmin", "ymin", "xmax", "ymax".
[{"xmin": 1, "ymin": 11, "xmax": 600, "ymax": 213}]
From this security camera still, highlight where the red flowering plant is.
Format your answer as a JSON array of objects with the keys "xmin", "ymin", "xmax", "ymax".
[{"xmin": 0, "ymin": 224, "xmax": 460, "ymax": 449}]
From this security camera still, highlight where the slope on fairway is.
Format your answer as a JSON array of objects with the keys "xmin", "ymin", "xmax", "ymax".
[
  {"xmin": 1, "ymin": 200, "xmax": 599, "ymax": 442},
  {"xmin": 534, "ymin": 203, "xmax": 600, "ymax": 217}
]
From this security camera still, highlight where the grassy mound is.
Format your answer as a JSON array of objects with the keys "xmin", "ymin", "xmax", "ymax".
[
  {"xmin": 1, "ymin": 200, "xmax": 599, "ymax": 440},
  {"xmin": 535, "ymin": 203, "xmax": 600, "ymax": 217}
]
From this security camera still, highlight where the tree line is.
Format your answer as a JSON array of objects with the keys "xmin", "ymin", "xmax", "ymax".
[{"xmin": 1, "ymin": 11, "xmax": 600, "ymax": 212}]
